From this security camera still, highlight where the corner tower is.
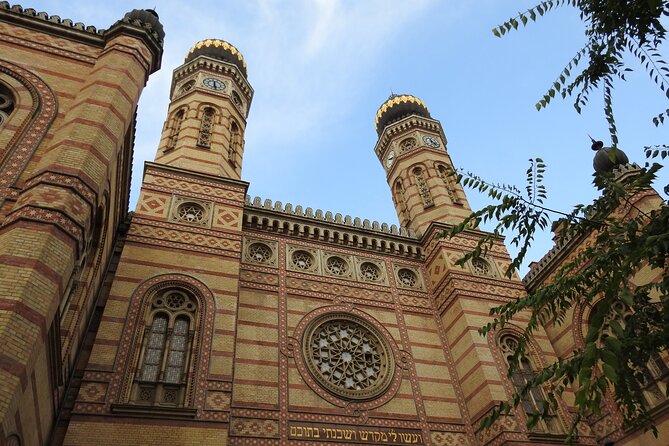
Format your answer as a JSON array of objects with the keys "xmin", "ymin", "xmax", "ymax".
[
  {"xmin": 154, "ymin": 39, "xmax": 253, "ymax": 178},
  {"xmin": 374, "ymin": 95, "xmax": 470, "ymax": 235}
]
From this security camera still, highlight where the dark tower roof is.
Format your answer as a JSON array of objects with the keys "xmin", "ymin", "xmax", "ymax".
[
  {"xmin": 185, "ymin": 39, "xmax": 247, "ymax": 78},
  {"xmin": 123, "ymin": 9, "xmax": 165, "ymax": 42},
  {"xmin": 591, "ymin": 140, "xmax": 629, "ymax": 173},
  {"xmin": 375, "ymin": 94, "xmax": 430, "ymax": 135}
]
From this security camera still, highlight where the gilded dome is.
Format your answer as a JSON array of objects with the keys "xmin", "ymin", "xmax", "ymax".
[
  {"xmin": 375, "ymin": 94, "xmax": 430, "ymax": 135},
  {"xmin": 185, "ymin": 39, "xmax": 247, "ymax": 78}
]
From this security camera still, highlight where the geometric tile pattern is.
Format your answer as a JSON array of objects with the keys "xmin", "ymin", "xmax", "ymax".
[
  {"xmin": 205, "ymin": 390, "xmax": 231, "ymax": 411},
  {"xmin": 136, "ymin": 192, "xmax": 168, "ymax": 218},
  {"xmin": 78, "ymin": 382, "xmax": 107, "ymax": 403},
  {"xmin": 430, "ymin": 431, "xmax": 469, "ymax": 446},
  {"xmin": 230, "ymin": 418, "xmax": 280, "ymax": 438},
  {"xmin": 213, "ymin": 207, "xmax": 241, "ymax": 230},
  {"xmin": 128, "ymin": 224, "xmax": 240, "ymax": 251}
]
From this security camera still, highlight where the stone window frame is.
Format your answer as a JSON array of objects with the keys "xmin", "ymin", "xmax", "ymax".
[
  {"xmin": 132, "ymin": 289, "xmax": 197, "ymax": 407},
  {"xmin": 321, "ymin": 251, "xmax": 355, "ymax": 279},
  {"xmin": 354, "ymin": 257, "xmax": 388, "ymax": 285},
  {"xmin": 411, "ymin": 165, "xmax": 434, "ymax": 208},
  {"xmin": 495, "ymin": 330, "xmax": 564, "ymax": 435},
  {"xmin": 392, "ymin": 264, "xmax": 425, "ymax": 291},
  {"xmin": 169, "ymin": 195, "xmax": 214, "ymax": 228},
  {"xmin": 175, "ymin": 78, "xmax": 196, "ymax": 99},
  {"xmin": 468, "ymin": 256, "xmax": 498, "ymax": 278},
  {"xmin": 286, "ymin": 245, "xmax": 321, "ymax": 275},
  {"xmin": 112, "ymin": 274, "xmax": 215, "ymax": 417},
  {"xmin": 292, "ymin": 305, "xmax": 404, "ymax": 411},
  {"xmin": 196, "ymin": 106, "xmax": 217, "ymax": 148},
  {"xmin": 242, "ymin": 237, "xmax": 278, "ymax": 268}
]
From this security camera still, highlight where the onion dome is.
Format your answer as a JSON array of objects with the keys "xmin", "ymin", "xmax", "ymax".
[
  {"xmin": 123, "ymin": 9, "xmax": 165, "ymax": 42},
  {"xmin": 375, "ymin": 94, "xmax": 430, "ymax": 135},
  {"xmin": 185, "ymin": 39, "xmax": 247, "ymax": 78},
  {"xmin": 591, "ymin": 140, "xmax": 629, "ymax": 173}
]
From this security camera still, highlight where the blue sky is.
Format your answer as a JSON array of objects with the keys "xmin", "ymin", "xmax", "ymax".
[{"xmin": 33, "ymin": 1, "xmax": 668, "ymax": 274}]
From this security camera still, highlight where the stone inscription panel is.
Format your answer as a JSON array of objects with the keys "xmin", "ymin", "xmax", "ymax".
[{"xmin": 288, "ymin": 422, "xmax": 423, "ymax": 444}]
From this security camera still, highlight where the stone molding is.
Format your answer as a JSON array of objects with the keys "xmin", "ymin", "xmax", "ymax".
[{"xmin": 244, "ymin": 196, "xmax": 422, "ymax": 259}]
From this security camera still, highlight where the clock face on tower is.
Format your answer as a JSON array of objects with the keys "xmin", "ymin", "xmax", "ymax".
[
  {"xmin": 422, "ymin": 135, "xmax": 440, "ymax": 148},
  {"xmin": 203, "ymin": 77, "xmax": 226, "ymax": 91},
  {"xmin": 385, "ymin": 150, "xmax": 396, "ymax": 168}
]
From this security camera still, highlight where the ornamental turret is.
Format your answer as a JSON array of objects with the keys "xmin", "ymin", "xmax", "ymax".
[
  {"xmin": 154, "ymin": 39, "xmax": 253, "ymax": 179},
  {"xmin": 374, "ymin": 94, "xmax": 471, "ymax": 235}
]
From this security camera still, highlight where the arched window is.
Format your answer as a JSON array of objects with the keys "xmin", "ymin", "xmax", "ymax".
[
  {"xmin": 498, "ymin": 333, "xmax": 560, "ymax": 433},
  {"xmin": 132, "ymin": 289, "xmax": 197, "ymax": 406},
  {"xmin": 437, "ymin": 164, "xmax": 461, "ymax": 204},
  {"xmin": 197, "ymin": 107, "xmax": 215, "ymax": 148},
  {"xmin": 412, "ymin": 167, "xmax": 434, "ymax": 208},
  {"xmin": 394, "ymin": 180, "xmax": 409, "ymax": 225},
  {"xmin": 168, "ymin": 109, "xmax": 185, "ymax": 150},
  {"xmin": 595, "ymin": 301, "xmax": 669, "ymax": 407},
  {"xmin": 0, "ymin": 82, "xmax": 15, "ymax": 127},
  {"xmin": 229, "ymin": 120, "xmax": 241, "ymax": 165}
]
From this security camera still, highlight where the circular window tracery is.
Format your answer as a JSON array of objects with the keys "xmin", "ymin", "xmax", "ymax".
[
  {"xmin": 471, "ymin": 258, "xmax": 493, "ymax": 276},
  {"xmin": 302, "ymin": 313, "xmax": 394, "ymax": 400},
  {"xmin": 326, "ymin": 256, "xmax": 348, "ymax": 276},
  {"xmin": 248, "ymin": 242, "xmax": 272, "ymax": 264},
  {"xmin": 397, "ymin": 268, "xmax": 418, "ymax": 288},
  {"xmin": 399, "ymin": 137, "xmax": 416, "ymax": 152},
  {"xmin": 176, "ymin": 202, "xmax": 205, "ymax": 223},
  {"xmin": 292, "ymin": 250, "xmax": 314, "ymax": 270},
  {"xmin": 360, "ymin": 262, "xmax": 381, "ymax": 282}
]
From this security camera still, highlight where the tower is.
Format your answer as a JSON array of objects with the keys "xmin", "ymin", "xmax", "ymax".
[
  {"xmin": 374, "ymin": 94, "xmax": 471, "ymax": 235},
  {"xmin": 155, "ymin": 39, "xmax": 253, "ymax": 178}
]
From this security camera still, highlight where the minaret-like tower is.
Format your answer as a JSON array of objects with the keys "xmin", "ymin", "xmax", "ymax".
[
  {"xmin": 374, "ymin": 95, "xmax": 470, "ymax": 235},
  {"xmin": 154, "ymin": 39, "xmax": 253, "ymax": 178}
]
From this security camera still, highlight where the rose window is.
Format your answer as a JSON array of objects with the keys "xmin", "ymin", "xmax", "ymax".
[
  {"xmin": 397, "ymin": 268, "xmax": 418, "ymax": 288},
  {"xmin": 165, "ymin": 292, "xmax": 186, "ymax": 310},
  {"xmin": 471, "ymin": 258, "xmax": 492, "ymax": 276},
  {"xmin": 302, "ymin": 314, "xmax": 394, "ymax": 400},
  {"xmin": 326, "ymin": 256, "xmax": 348, "ymax": 276},
  {"xmin": 177, "ymin": 203, "xmax": 205, "ymax": 223},
  {"xmin": 292, "ymin": 250, "xmax": 314, "ymax": 270},
  {"xmin": 399, "ymin": 137, "xmax": 416, "ymax": 152},
  {"xmin": 248, "ymin": 243, "xmax": 272, "ymax": 264},
  {"xmin": 360, "ymin": 262, "xmax": 381, "ymax": 282}
]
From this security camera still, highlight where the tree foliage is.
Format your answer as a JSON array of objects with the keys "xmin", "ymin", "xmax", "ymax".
[
  {"xmin": 442, "ymin": 1, "xmax": 669, "ymax": 442},
  {"xmin": 494, "ymin": 0, "xmax": 669, "ymax": 146}
]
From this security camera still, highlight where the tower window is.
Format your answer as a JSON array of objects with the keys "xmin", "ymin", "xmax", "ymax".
[
  {"xmin": 133, "ymin": 290, "xmax": 197, "ymax": 406},
  {"xmin": 412, "ymin": 167, "xmax": 434, "ymax": 208},
  {"xmin": 197, "ymin": 107, "xmax": 215, "ymax": 148},
  {"xmin": 229, "ymin": 120, "xmax": 241, "ymax": 165},
  {"xmin": 437, "ymin": 164, "xmax": 461, "ymax": 204},
  {"xmin": 399, "ymin": 137, "xmax": 416, "ymax": 153},
  {"xmin": 394, "ymin": 180, "xmax": 409, "ymax": 225},
  {"xmin": 0, "ymin": 83, "xmax": 16, "ymax": 127},
  {"xmin": 168, "ymin": 109, "xmax": 185, "ymax": 151}
]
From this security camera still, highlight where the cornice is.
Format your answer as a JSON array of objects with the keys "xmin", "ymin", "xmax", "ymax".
[
  {"xmin": 143, "ymin": 161, "xmax": 250, "ymax": 194},
  {"xmin": 0, "ymin": 2, "xmax": 104, "ymax": 46},
  {"xmin": 243, "ymin": 195, "xmax": 423, "ymax": 259},
  {"xmin": 171, "ymin": 56, "xmax": 254, "ymax": 104},
  {"xmin": 374, "ymin": 114, "xmax": 447, "ymax": 161}
]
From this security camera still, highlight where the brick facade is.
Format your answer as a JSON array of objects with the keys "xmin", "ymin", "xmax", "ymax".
[{"xmin": 0, "ymin": 4, "xmax": 666, "ymax": 446}]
